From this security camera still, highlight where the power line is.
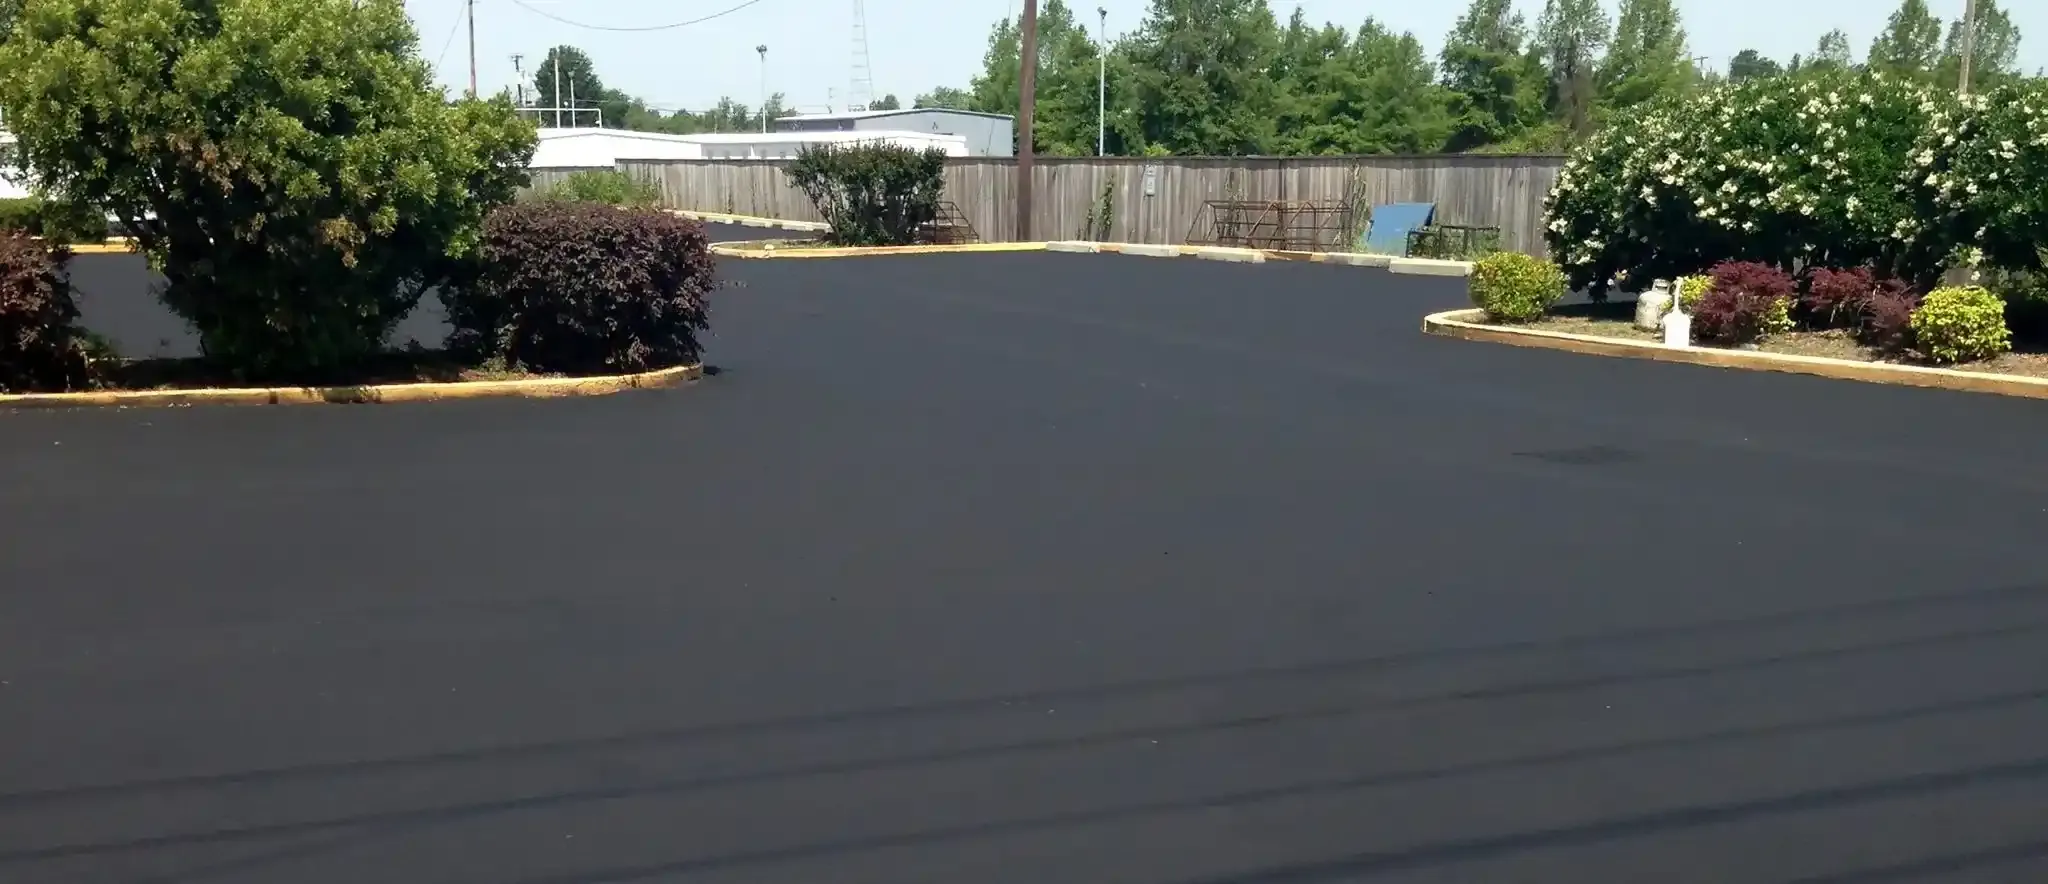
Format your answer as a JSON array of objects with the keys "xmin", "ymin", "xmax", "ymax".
[
  {"xmin": 503, "ymin": 0, "xmax": 773, "ymax": 32},
  {"xmin": 432, "ymin": 0, "xmax": 466, "ymax": 71}
]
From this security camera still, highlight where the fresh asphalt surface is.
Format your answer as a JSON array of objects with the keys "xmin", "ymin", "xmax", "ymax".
[{"xmin": 5, "ymin": 240, "xmax": 2048, "ymax": 883}]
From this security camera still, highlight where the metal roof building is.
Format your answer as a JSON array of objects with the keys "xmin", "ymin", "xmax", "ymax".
[{"xmin": 772, "ymin": 108, "xmax": 1014, "ymax": 157}]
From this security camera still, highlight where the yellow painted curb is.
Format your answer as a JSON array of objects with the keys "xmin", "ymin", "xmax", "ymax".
[
  {"xmin": 712, "ymin": 241, "xmax": 1050, "ymax": 259},
  {"xmin": 0, "ymin": 363, "xmax": 702, "ymax": 410},
  {"xmin": 670, "ymin": 209, "xmax": 831, "ymax": 233},
  {"xmin": 1422, "ymin": 308, "xmax": 2048, "ymax": 400},
  {"xmin": 680, "ymin": 215, "xmax": 1455, "ymax": 271}
]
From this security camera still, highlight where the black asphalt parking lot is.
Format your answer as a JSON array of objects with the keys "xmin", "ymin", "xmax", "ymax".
[{"xmin": 5, "ymin": 247, "xmax": 2048, "ymax": 883}]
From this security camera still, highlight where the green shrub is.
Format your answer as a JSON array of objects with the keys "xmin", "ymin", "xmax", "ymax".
[
  {"xmin": 0, "ymin": 0, "xmax": 537, "ymax": 380},
  {"xmin": 444, "ymin": 203, "xmax": 713, "ymax": 374},
  {"xmin": 0, "ymin": 199, "xmax": 39, "ymax": 235},
  {"xmin": 536, "ymin": 170, "xmax": 662, "ymax": 208},
  {"xmin": 1984, "ymin": 265, "xmax": 2048, "ymax": 343},
  {"xmin": 784, "ymin": 143, "xmax": 946, "ymax": 246},
  {"xmin": 1910, "ymin": 285, "xmax": 2011, "ymax": 363},
  {"xmin": 0, "ymin": 197, "xmax": 108, "ymax": 244},
  {"xmin": 1676, "ymin": 274, "xmax": 1712, "ymax": 310},
  {"xmin": 1544, "ymin": 69, "xmax": 1958, "ymax": 298},
  {"xmin": 0, "ymin": 232, "xmax": 92, "ymax": 392},
  {"xmin": 1468, "ymin": 252, "xmax": 1566, "ymax": 323}
]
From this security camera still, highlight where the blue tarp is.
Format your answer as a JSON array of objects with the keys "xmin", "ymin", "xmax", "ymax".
[{"xmin": 1361, "ymin": 203, "xmax": 1436, "ymax": 255}]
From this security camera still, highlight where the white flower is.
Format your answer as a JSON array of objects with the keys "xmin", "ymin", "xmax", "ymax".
[
  {"xmin": 1967, "ymin": 182, "xmax": 1980, "ymax": 195},
  {"xmin": 1846, "ymin": 196, "xmax": 1860, "ymax": 211}
]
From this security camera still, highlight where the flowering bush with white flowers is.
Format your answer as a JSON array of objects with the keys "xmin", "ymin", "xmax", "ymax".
[
  {"xmin": 1916, "ymin": 81, "xmax": 2048, "ymax": 274},
  {"xmin": 1544, "ymin": 70, "xmax": 1959, "ymax": 299}
]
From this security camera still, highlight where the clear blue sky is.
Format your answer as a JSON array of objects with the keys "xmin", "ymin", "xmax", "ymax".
[{"xmin": 410, "ymin": 0, "xmax": 2048, "ymax": 113}]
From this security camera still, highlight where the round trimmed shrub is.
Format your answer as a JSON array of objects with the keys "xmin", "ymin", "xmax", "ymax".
[
  {"xmin": 0, "ymin": 233, "xmax": 92, "ymax": 392},
  {"xmin": 1677, "ymin": 274, "xmax": 1711, "ymax": 310},
  {"xmin": 1692, "ymin": 261, "xmax": 1795, "ymax": 344},
  {"xmin": 1468, "ymin": 252, "xmax": 1566, "ymax": 323},
  {"xmin": 1859, "ymin": 289, "xmax": 1922, "ymax": 354},
  {"xmin": 1910, "ymin": 286, "xmax": 2010, "ymax": 363},
  {"xmin": 444, "ymin": 203, "xmax": 714, "ymax": 374}
]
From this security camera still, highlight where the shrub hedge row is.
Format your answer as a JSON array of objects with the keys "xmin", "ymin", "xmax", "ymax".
[{"xmin": 1544, "ymin": 70, "xmax": 2048, "ymax": 299}]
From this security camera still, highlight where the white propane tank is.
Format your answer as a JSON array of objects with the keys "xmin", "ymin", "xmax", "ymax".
[{"xmin": 1635, "ymin": 279, "xmax": 1673, "ymax": 331}]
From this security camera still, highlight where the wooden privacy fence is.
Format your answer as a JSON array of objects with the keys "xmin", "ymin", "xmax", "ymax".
[{"xmin": 608, "ymin": 155, "xmax": 1566, "ymax": 256}]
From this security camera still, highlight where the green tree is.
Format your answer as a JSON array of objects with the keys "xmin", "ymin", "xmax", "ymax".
[
  {"xmin": 1812, "ymin": 29, "xmax": 1856, "ymax": 69},
  {"xmin": 1600, "ymin": 0, "xmax": 1690, "ymax": 110},
  {"xmin": 1535, "ymin": 0, "xmax": 1610, "ymax": 137},
  {"xmin": 533, "ymin": 45, "xmax": 609, "ymax": 126},
  {"xmin": 966, "ymin": 0, "xmax": 1105, "ymax": 154},
  {"xmin": 0, "ymin": 0, "xmax": 535, "ymax": 377},
  {"xmin": 1728, "ymin": 49, "xmax": 1783, "ymax": 81},
  {"xmin": 1273, "ymin": 14, "xmax": 1450, "ymax": 155},
  {"xmin": 872, "ymin": 93, "xmax": 902, "ymax": 110},
  {"xmin": 1122, "ymin": 0, "xmax": 1284, "ymax": 155},
  {"xmin": 1867, "ymin": 0, "xmax": 1943, "ymax": 78},
  {"xmin": 1438, "ymin": 0, "xmax": 1545, "ymax": 152},
  {"xmin": 914, "ymin": 86, "xmax": 972, "ymax": 109},
  {"xmin": 1936, "ymin": 0, "xmax": 2022, "ymax": 90}
]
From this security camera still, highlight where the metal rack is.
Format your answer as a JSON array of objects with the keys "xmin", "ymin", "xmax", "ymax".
[{"xmin": 1184, "ymin": 200, "xmax": 1358, "ymax": 253}]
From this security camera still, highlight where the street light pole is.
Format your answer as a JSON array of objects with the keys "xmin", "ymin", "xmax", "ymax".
[
  {"xmin": 1096, "ymin": 7, "xmax": 1107, "ymax": 157},
  {"xmin": 1016, "ymin": 0, "xmax": 1038, "ymax": 241},
  {"xmin": 552, "ymin": 52, "xmax": 562, "ymax": 127},
  {"xmin": 757, "ymin": 45, "xmax": 769, "ymax": 133},
  {"xmin": 1959, "ymin": 0, "xmax": 1980, "ymax": 96}
]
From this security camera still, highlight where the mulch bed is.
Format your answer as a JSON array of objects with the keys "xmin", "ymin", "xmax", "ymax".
[{"xmin": 1522, "ymin": 302, "xmax": 2048, "ymax": 380}]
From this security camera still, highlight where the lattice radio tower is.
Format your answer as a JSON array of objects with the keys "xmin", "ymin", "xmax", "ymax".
[{"xmin": 848, "ymin": 0, "xmax": 876, "ymax": 111}]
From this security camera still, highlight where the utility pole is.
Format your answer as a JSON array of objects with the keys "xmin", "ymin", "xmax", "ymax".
[
  {"xmin": 758, "ymin": 45, "xmax": 769, "ymax": 133},
  {"xmin": 1958, "ymin": 0, "xmax": 1980, "ymax": 96},
  {"xmin": 1016, "ymin": 0, "xmax": 1038, "ymax": 242},
  {"xmin": 464, "ymin": 0, "xmax": 475, "ymax": 98},
  {"xmin": 511, "ymin": 54, "xmax": 525, "ymax": 108},
  {"xmin": 552, "ymin": 52, "xmax": 562, "ymax": 127},
  {"xmin": 1096, "ymin": 7, "xmax": 1107, "ymax": 157},
  {"xmin": 568, "ymin": 76, "xmax": 578, "ymax": 128}
]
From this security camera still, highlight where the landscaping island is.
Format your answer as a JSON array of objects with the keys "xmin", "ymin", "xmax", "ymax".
[{"xmin": 1434, "ymin": 69, "xmax": 2048, "ymax": 394}]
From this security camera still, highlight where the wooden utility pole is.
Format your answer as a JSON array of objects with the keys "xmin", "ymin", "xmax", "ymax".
[
  {"xmin": 1016, "ymin": 0, "xmax": 1038, "ymax": 242},
  {"xmin": 1958, "ymin": 0, "xmax": 1979, "ymax": 96},
  {"xmin": 466, "ymin": 0, "xmax": 478, "ymax": 98}
]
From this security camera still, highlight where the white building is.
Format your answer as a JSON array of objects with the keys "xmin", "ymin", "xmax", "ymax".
[
  {"xmin": 773, "ymin": 109, "xmax": 1014, "ymax": 158},
  {"xmin": 0, "ymin": 130, "xmax": 29, "ymax": 199},
  {"xmin": 529, "ymin": 128, "xmax": 969, "ymax": 169}
]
